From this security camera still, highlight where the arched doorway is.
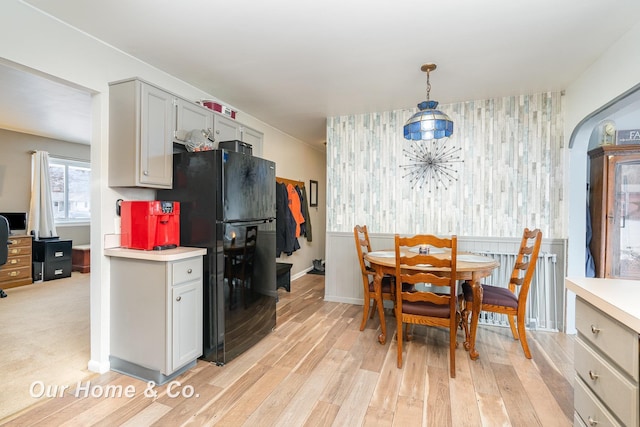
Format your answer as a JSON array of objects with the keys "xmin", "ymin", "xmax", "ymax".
[{"xmin": 565, "ymin": 83, "xmax": 640, "ymax": 333}]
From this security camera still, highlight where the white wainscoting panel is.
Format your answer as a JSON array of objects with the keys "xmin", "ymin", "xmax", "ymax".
[{"xmin": 325, "ymin": 231, "xmax": 568, "ymax": 331}]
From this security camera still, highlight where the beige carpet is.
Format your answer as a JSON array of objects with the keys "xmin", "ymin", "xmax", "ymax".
[{"xmin": 0, "ymin": 273, "xmax": 92, "ymax": 422}]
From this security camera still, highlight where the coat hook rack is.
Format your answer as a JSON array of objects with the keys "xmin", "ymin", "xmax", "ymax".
[{"xmin": 276, "ymin": 176, "xmax": 304, "ymax": 188}]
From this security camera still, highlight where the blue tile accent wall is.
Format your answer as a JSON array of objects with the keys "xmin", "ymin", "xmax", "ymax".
[{"xmin": 326, "ymin": 92, "xmax": 565, "ymax": 238}]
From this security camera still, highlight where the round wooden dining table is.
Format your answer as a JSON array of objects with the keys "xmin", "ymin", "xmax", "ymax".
[{"xmin": 364, "ymin": 249, "xmax": 499, "ymax": 360}]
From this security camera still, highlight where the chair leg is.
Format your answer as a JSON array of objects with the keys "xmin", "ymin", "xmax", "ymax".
[
  {"xmin": 507, "ymin": 314, "xmax": 519, "ymax": 340},
  {"xmin": 454, "ymin": 311, "xmax": 461, "ymax": 348},
  {"xmin": 405, "ymin": 323, "xmax": 414, "ymax": 341},
  {"xmin": 360, "ymin": 299, "xmax": 371, "ymax": 331},
  {"xmin": 449, "ymin": 316, "xmax": 456, "ymax": 378},
  {"xmin": 397, "ymin": 314, "xmax": 403, "ymax": 368},
  {"xmin": 460, "ymin": 301, "xmax": 471, "ymax": 351},
  {"xmin": 517, "ymin": 311, "xmax": 532, "ymax": 359}
]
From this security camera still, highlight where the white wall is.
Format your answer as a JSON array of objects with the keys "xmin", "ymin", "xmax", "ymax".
[
  {"xmin": 0, "ymin": 0, "xmax": 325, "ymax": 373},
  {"xmin": 324, "ymin": 92, "xmax": 567, "ymax": 310},
  {"xmin": 563, "ymin": 20, "xmax": 640, "ymax": 333},
  {"xmin": 326, "ymin": 93, "xmax": 565, "ymax": 238},
  {"xmin": 0, "ymin": 129, "xmax": 91, "ymax": 244}
]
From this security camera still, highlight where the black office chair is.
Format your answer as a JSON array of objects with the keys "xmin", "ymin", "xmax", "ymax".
[{"xmin": 0, "ymin": 215, "xmax": 9, "ymax": 298}]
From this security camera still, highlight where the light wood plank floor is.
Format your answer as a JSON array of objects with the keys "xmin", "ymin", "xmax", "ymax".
[{"xmin": 3, "ymin": 273, "xmax": 574, "ymax": 426}]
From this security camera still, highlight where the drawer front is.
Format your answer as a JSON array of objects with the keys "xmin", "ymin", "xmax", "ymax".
[
  {"xmin": 43, "ymin": 260, "xmax": 72, "ymax": 281},
  {"xmin": 33, "ymin": 240, "xmax": 72, "ymax": 262},
  {"xmin": 7, "ymin": 236, "xmax": 32, "ymax": 248},
  {"xmin": 0, "ymin": 265, "xmax": 31, "ymax": 283},
  {"xmin": 575, "ymin": 338, "xmax": 639, "ymax": 426},
  {"xmin": 4, "ymin": 254, "xmax": 31, "ymax": 268},
  {"xmin": 574, "ymin": 376, "xmax": 622, "ymax": 427},
  {"xmin": 575, "ymin": 297, "xmax": 639, "ymax": 380},
  {"xmin": 8, "ymin": 246, "xmax": 31, "ymax": 257},
  {"xmin": 172, "ymin": 257, "xmax": 202, "ymax": 285}
]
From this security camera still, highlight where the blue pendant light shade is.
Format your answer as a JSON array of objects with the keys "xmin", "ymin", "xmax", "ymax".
[
  {"xmin": 403, "ymin": 100, "xmax": 454, "ymax": 140},
  {"xmin": 403, "ymin": 64, "xmax": 454, "ymax": 140}
]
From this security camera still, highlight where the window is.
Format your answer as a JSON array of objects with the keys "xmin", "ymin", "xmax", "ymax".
[{"xmin": 49, "ymin": 157, "xmax": 91, "ymax": 223}]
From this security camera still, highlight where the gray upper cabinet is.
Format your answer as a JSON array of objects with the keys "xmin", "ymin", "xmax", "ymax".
[
  {"xmin": 175, "ymin": 98, "xmax": 213, "ymax": 143},
  {"xmin": 213, "ymin": 113, "xmax": 263, "ymax": 154},
  {"xmin": 213, "ymin": 113, "xmax": 241, "ymax": 142},
  {"xmin": 109, "ymin": 78, "xmax": 174, "ymax": 189},
  {"xmin": 241, "ymin": 125, "xmax": 263, "ymax": 151},
  {"xmin": 109, "ymin": 77, "xmax": 264, "ymax": 189}
]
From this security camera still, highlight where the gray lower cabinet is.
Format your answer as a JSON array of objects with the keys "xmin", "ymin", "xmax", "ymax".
[
  {"xmin": 574, "ymin": 296, "xmax": 639, "ymax": 426},
  {"xmin": 109, "ymin": 254, "xmax": 203, "ymax": 384}
]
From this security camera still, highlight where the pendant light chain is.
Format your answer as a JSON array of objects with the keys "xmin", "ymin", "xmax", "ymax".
[{"xmin": 425, "ymin": 68, "xmax": 431, "ymax": 102}]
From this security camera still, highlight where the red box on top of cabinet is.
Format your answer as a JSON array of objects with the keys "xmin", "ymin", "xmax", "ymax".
[
  {"xmin": 200, "ymin": 100, "xmax": 236, "ymax": 119},
  {"xmin": 120, "ymin": 201, "xmax": 180, "ymax": 250}
]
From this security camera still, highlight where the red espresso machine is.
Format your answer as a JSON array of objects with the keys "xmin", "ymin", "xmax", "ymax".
[{"xmin": 120, "ymin": 201, "xmax": 180, "ymax": 250}]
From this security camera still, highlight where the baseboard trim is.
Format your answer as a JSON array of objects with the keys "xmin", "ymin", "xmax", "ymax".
[
  {"xmin": 324, "ymin": 295, "xmax": 362, "ymax": 305},
  {"xmin": 291, "ymin": 267, "xmax": 312, "ymax": 281}
]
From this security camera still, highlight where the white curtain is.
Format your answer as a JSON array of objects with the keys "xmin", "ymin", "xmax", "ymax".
[{"xmin": 28, "ymin": 151, "xmax": 57, "ymax": 239}]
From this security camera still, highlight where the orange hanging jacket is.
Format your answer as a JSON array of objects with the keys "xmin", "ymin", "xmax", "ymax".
[{"xmin": 286, "ymin": 183, "xmax": 305, "ymax": 237}]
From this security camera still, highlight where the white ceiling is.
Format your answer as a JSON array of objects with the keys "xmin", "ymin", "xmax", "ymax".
[
  {"xmin": 0, "ymin": 59, "xmax": 93, "ymax": 145},
  {"xmin": 3, "ymin": 0, "xmax": 640, "ymax": 147}
]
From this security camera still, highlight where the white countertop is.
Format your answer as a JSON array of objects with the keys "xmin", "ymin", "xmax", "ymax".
[
  {"xmin": 104, "ymin": 246, "xmax": 206, "ymax": 262},
  {"xmin": 566, "ymin": 277, "xmax": 640, "ymax": 334}
]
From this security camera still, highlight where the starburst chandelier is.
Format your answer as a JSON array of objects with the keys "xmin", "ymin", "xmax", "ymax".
[
  {"xmin": 400, "ymin": 63, "xmax": 463, "ymax": 192},
  {"xmin": 401, "ymin": 139, "xmax": 463, "ymax": 191}
]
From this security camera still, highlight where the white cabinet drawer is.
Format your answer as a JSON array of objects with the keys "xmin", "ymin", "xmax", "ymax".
[
  {"xmin": 574, "ymin": 376, "xmax": 622, "ymax": 427},
  {"xmin": 172, "ymin": 257, "xmax": 202, "ymax": 285},
  {"xmin": 575, "ymin": 338, "xmax": 638, "ymax": 427},
  {"xmin": 575, "ymin": 297, "xmax": 639, "ymax": 380}
]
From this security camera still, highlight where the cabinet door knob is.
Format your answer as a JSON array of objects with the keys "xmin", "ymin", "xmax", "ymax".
[
  {"xmin": 588, "ymin": 370, "xmax": 599, "ymax": 381},
  {"xmin": 187, "ymin": 268, "xmax": 192, "ymax": 274},
  {"xmin": 176, "ymin": 296, "xmax": 182, "ymax": 302},
  {"xmin": 143, "ymin": 170, "xmax": 149, "ymax": 176},
  {"xmin": 590, "ymin": 325, "xmax": 600, "ymax": 334},
  {"xmin": 587, "ymin": 416, "xmax": 598, "ymax": 425}
]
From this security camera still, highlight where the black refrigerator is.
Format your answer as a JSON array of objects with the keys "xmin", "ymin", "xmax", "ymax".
[{"xmin": 158, "ymin": 149, "xmax": 276, "ymax": 365}]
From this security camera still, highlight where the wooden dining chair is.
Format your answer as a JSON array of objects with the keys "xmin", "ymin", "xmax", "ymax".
[
  {"xmin": 460, "ymin": 228, "xmax": 542, "ymax": 359},
  {"xmin": 394, "ymin": 234, "xmax": 459, "ymax": 378},
  {"xmin": 354, "ymin": 225, "xmax": 394, "ymax": 331}
]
